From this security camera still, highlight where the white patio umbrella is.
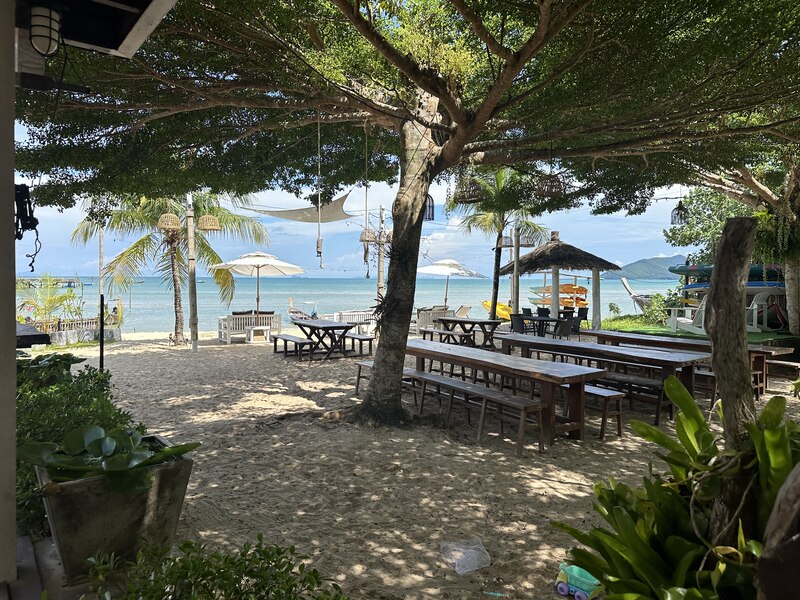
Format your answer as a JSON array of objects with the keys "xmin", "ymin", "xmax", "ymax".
[
  {"xmin": 418, "ymin": 259, "xmax": 487, "ymax": 305},
  {"xmin": 209, "ymin": 251, "xmax": 304, "ymax": 314}
]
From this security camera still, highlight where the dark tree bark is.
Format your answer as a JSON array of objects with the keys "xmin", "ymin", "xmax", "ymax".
[
  {"xmin": 169, "ymin": 238, "xmax": 186, "ymax": 344},
  {"xmin": 758, "ymin": 464, "xmax": 800, "ymax": 599},
  {"xmin": 490, "ymin": 232, "xmax": 503, "ymax": 320},
  {"xmin": 351, "ymin": 97, "xmax": 443, "ymax": 425},
  {"xmin": 706, "ymin": 216, "xmax": 758, "ymax": 546}
]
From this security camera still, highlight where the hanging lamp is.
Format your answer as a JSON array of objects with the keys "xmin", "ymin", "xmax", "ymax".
[
  {"xmin": 197, "ymin": 214, "xmax": 221, "ymax": 231},
  {"xmin": 671, "ymin": 200, "xmax": 689, "ymax": 225},
  {"xmin": 534, "ymin": 142, "xmax": 565, "ymax": 199},
  {"xmin": 157, "ymin": 213, "xmax": 181, "ymax": 231},
  {"xmin": 423, "ymin": 194, "xmax": 435, "ymax": 221}
]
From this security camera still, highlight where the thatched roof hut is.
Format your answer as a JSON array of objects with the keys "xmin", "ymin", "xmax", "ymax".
[
  {"xmin": 500, "ymin": 231, "xmax": 621, "ymax": 275},
  {"xmin": 500, "ymin": 231, "xmax": 620, "ymax": 328}
]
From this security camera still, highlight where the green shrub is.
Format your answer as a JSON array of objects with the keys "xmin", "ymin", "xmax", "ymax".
[
  {"xmin": 85, "ymin": 535, "xmax": 349, "ymax": 599},
  {"xmin": 16, "ymin": 366, "xmax": 140, "ymax": 536},
  {"xmin": 641, "ymin": 293, "xmax": 668, "ymax": 326},
  {"xmin": 554, "ymin": 376, "xmax": 800, "ymax": 599},
  {"xmin": 608, "ymin": 303, "xmax": 621, "ymax": 317},
  {"xmin": 17, "ymin": 352, "xmax": 86, "ymax": 390}
]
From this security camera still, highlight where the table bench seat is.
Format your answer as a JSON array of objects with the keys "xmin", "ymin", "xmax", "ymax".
[
  {"xmin": 766, "ymin": 359, "xmax": 800, "ymax": 377},
  {"xmin": 562, "ymin": 384, "xmax": 624, "ymax": 440},
  {"xmin": 411, "ymin": 370, "xmax": 546, "ymax": 456},
  {"xmin": 273, "ymin": 334, "xmax": 314, "ymax": 360},
  {"xmin": 419, "ymin": 328, "xmax": 475, "ymax": 345},
  {"xmin": 345, "ymin": 333, "xmax": 375, "ymax": 355}
]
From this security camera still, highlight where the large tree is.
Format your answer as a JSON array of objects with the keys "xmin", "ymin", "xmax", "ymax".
[{"xmin": 15, "ymin": 0, "xmax": 800, "ymax": 423}]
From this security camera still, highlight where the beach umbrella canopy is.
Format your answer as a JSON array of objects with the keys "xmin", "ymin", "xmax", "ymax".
[
  {"xmin": 418, "ymin": 259, "xmax": 486, "ymax": 305},
  {"xmin": 209, "ymin": 251, "xmax": 304, "ymax": 313}
]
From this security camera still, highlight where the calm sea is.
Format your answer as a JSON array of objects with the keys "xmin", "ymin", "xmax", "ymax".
[{"xmin": 17, "ymin": 276, "xmax": 679, "ymax": 333}]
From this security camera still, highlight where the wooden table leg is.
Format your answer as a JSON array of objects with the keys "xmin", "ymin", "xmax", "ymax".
[
  {"xmin": 540, "ymin": 382, "xmax": 556, "ymax": 446},
  {"xmin": 564, "ymin": 382, "xmax": 585, "ymax": 440}
]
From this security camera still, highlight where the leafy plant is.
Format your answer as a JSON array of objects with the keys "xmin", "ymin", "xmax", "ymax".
[
  {"xmin": 18, "ymin": 425, "xmax": 199, "ymax": 495},
  {"xmin": 85, "ymin": 535, "xmax": 349, "ymax": 599},
  {"xmin": 554, "ymin": 376, "xmax": 800, "ymax": 599},
  {"xmin": 16, "ymin": 274, "xmax": 86, "ymax": 324},
  {"xmin": 16, "ymin": 366, "xmax": 138, "ymax": 536},
  {"xmin": 641, "ymin": 293, "xmax": 669, "ymax": 326},
  {"xmin": 608, "ymin": 302, "xmax": 621, "ymax": 317},
  {"xmin": 17, "ymin": 352, "xmax": 86, "ymax": 390}
]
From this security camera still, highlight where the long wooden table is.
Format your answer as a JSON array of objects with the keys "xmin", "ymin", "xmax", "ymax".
[
  {"xmin": 435, "ymin": 316, "xmax": 502, "ymax": 349},
  {"xmin": 405, "ymin": 338, "xmax": 606, "ymax": 443},
  {"xmin": 292, "ymin": 319, "xmax": 355, "ymax": 359},
  {"xmin": 587, "ymin": 329, "xmax": 794, "ymax": 394},
  {"xmin": 500, "ymin": 333, "xmax": 712, "ymax": 424}
]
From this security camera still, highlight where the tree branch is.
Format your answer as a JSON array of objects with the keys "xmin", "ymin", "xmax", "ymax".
[{"xmin": 448, "ymin": 0, "xmax": 513, "ymax": 61}]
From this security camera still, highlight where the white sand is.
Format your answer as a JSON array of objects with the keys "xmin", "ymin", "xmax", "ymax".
[{"xmin": 64, "ymin": 332, "xmax": 797, "ymax": 599}]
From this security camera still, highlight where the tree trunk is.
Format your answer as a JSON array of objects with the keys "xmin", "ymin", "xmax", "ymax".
[
  {"xmin": 490, "ymin": 233, "xmax": 503, "ymax": 320},
  {"xmin": 352, "ymin": 108, "xmax": 441, "ymax": 425},
  {"xmin": 784, "ymin": 255, "xmax": 799, "ymax": 335},
  {"xmin": 169, "ymin": 239, "xmax": 186, "ymax": 344},
  {"xmin": 706, "ymin": 216, "xmax": 758, "ymax": 546}
]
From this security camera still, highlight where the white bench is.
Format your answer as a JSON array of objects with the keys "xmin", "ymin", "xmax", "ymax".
[{"xmin": 218, "ymin": 313, "xmax": 282, "ymax": 344}]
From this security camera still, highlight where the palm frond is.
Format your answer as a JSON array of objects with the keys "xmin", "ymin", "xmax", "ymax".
[{"xmin": 103, "ymin": 234, "xmax": 161, "ymax": 295}]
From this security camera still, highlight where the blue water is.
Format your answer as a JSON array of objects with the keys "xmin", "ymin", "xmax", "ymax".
[{"xmin": 17, "ymin": 276, "xmax": 679, "ymax": 333}]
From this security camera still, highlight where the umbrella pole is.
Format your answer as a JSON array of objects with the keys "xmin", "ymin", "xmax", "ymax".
[
  {"xmin": 444, "ymin": 275, "xmax": 449, "ymax": 306},
  {"xmin": 256, "ymin": 267, "xmax": 261, "ymax": 319}
]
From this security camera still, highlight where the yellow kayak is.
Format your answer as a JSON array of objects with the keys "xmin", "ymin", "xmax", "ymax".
[{"xmin": 482, "ymin": 300, "xmax": 512, "ymax": 321}]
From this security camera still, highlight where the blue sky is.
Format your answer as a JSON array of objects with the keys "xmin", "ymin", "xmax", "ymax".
[{"xmin": 14, "ymin": 124, "xmax": 691, "ymax": 277}]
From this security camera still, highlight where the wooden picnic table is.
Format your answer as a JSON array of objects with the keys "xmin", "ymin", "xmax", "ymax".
[
  {"xmin": 435, "ymin": 316, "xmax": 502, "ymax": 349},
  {"xmin": 587, "ymin": 329, "xmax": 793, "ymax": 394},
  {"xmin": 405, "ymin": 338, "xmax": 606, "ymax": 443},
  {"xmin": 292, "ymin": 319, "xmax": 355, "ymax": 359},
  {"xmin": 500, "ymin": 333, "xmax": 712, "ymax": 424}
]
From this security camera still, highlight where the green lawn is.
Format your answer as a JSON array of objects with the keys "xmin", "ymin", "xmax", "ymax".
[{"xmin": 601, "ymin": 315, "xmax": 799, "ymax": 344}]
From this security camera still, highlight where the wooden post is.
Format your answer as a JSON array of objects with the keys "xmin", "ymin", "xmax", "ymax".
[
  {"xmin": 550, "ymin": 231, "xmax": 560, "ymax": 318},
  {"xmin": 1, "ymin": 0, "xmax": 17, "ymax": 580},
  {"xmin": 512, "ymin": 225, "xmax": 521, "ymax": 312},
  {"xmin": 591, "ymin": 268, "xmax": 601, "ymax": 329}
]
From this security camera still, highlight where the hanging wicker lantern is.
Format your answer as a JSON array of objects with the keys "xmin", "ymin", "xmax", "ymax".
[
  {"xmin": 671, "ymin": 200, "xmax": 689, "ymax": 225},
  {"xmin": 535, "ymin": 174, "xmax": 566, "ymax": 198},
  {"xmin": 451, "ymin": 174, "xmax": 482, "ymax": 203},
  {"xmin": 359, "ymin": 228, "xmax": 377, "ymax": 243},
  {"xmin": 197, "ymin": 214, "xmax": 221, "ymax": 231},
  {"xmin": 157, "ymin": 213, "xmax": 181, "ymax": 231},
  {"xmin": 423, "ymin": 194, "xmax": 434, "ymax": 221}
]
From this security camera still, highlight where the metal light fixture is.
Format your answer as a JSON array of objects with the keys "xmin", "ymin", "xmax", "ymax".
[
  {"xmin": 29, "ymin": 2, "xmax": 61, "ymax": 57},
  {"xmin": 671, "ymin": 200, "xmax": 689, "ymax": 225},
  {"xmin": 422, "ymin": 194, "xmax": 434, "ymax": 221},
  {"xmin": 534, "ymin": 142, "xmax": 565, "ymax": 199},
  {"xmin": 450, "ymin": 171, "xmax": 482, "ymax": 203}
]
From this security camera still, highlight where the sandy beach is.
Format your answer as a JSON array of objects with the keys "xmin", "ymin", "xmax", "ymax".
[{"xmin": 61, "ymin": 330, "xmax": 797, "ymax": 599}]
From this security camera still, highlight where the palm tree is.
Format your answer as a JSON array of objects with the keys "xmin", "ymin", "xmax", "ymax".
[
  {"xmin": 72, "ymin": 193, "xmax": 268, "ymax": 344},
  {"xmin": 446, "ymin": 168, "xmax": 548, "ymax": 319}
]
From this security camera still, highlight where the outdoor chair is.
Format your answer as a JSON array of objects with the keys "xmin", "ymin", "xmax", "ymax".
[
  {"xmin": 454, "ymin": 305, "xmax": 472, "ymax": 318},
  {"xmin": 510, "ymin": 314, "xmax": 527, "ymax": 334},
  {"xmin": 571, "ymin": 307, "xmax": 589, "ymax": 340},
  {"xmin": 551, "ymin": 319, "xmax": 572, "ymax": 339},
  {"xmin": 522, "ymin": 307, "xmax": 533, "ymax": 317},
  {"xmin": 536, "ymin": 307, "xmax": 550, "ymax": 317}
]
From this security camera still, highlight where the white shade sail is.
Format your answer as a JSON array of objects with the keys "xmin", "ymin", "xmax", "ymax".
[
  {"xmin": 418, "ymin": 259, "xmax": 486, "ymax": 279},
  {"xmin": 248, "ymin": 192, "xmax": 354, "ymax": 223}
]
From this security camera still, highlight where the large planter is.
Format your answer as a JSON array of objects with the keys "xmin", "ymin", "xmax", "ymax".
[{"xmin": 35, "ymin": 435, "xmax": 193, "ymax": 583}]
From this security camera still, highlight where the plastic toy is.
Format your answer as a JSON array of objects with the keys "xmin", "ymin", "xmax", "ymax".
[{"xmin": 555, "ymin": 562, "xmax": 602, "ymax": 600}]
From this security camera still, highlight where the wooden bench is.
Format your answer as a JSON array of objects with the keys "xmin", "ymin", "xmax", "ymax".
[
  {"xmin": 411, "ymin": 370, "xmax": 546, "ymax": 456},
  {"xmin": 345, "ymin": 332, "xmax": 375, "ymax": 355},
  {"xmin": 272, "ymin": 334, "xmax": 314, "ymax": 360},
  {"xmin": 354, "ymin": 361, "xmax": 418, "ymax": 395},
  {"xmin": 766, "ymin": 359, "xmax": 800, "ymax": 378},
  {"xmin": 562, "ymin": 384, "xmax": 624, "ymax": 440},
  {"xmin": 419, "ymin": 327, "xmax": 475, "ymax": 346}
]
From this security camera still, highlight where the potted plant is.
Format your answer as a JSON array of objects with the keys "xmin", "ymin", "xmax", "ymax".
[{"xmin": 18, "ymin": 425, "xmax": 199, "ymax": 583}]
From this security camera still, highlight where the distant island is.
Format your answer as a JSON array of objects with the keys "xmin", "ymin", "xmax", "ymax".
[{"xmin": 602, "ymin": 254, "xmax": 686, "ymax": 280}]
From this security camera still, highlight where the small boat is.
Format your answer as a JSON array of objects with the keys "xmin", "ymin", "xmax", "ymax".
[
  {"xmin": 620, "ymin": 277, "xmax": 652, "ymax": 311},
  {"xmin": 529, "ymin": 284, "xmax": 588, "ymax": 295},
  {"xmin": 528, "ymin": 296, "xmax": 589, "ymax": 308},
  {"xmin": 482, "ymin": 300, "xmax": 512, "ymax": 321},
  {"xmin": 668, "ymin": 263, "xmax": 783, "ymax": 279}
]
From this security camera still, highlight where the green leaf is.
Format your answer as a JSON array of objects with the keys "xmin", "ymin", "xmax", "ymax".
[
  {"xmin": 63, "ymin": 425, "xmax": 105, "ymax": 455},
  {"xmin": 664, "ymin": 376, "xmax": 706, "ymax": 428},
  {"xmin": 630, "ymin": 420, "xmax": 685, "ymax": 454},
  {"xmin": 109, "ymin": 428, "xmax": 142, "ymax": 452},
  {"xmin": 16, "ymin": 441, "xmax": 58, "ymax": 466},
  {"xmin": 86, "ymin": 436, "xmax": 117, "ymax": 458},
  {"xmin": 758, "ymin": 396, "xmax": 785, "ymax": 429}
]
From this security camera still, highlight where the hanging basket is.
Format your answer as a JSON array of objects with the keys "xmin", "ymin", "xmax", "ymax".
[
  {"xmin": 535, "ymin": 174, "xmax": 566, "ymax": 198},
  {"xmin": 423, "ymin": 195, "xmax": 435, "ymax": 221},
  {"xmin": 197, "ymin": 214, "xmax": 221, "ymax": 231},
  {"xmin": 671, "ymin": 200, "xmax": 689, "ymax": 225},
  {"xmin": 451, "ymin": 175, "xmax": 482, "ymax": 203},
  {"xmin": 157, "ymin": 213, "xmax": 181, "ymax": 231},
  {"xmin": 359, "ymin": 228, "xmax": 377, "ymax": 243}
]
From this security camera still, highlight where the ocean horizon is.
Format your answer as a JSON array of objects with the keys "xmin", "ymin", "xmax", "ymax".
[{"xmin": 16, "ymin": 275, "xmax": 679, "ymax": 334}]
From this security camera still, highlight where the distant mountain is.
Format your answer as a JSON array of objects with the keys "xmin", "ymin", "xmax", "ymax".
[{"xmin": 603, "ymin": 255, "xmax": 686, "ymax": 280}]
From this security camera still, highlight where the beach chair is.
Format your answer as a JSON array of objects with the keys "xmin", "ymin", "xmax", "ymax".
[
  {"xmin": 670, "ymin": 295, "xmax": 760, "ymax": 335},
  {"xmin": 454, "ymin": 305, "xmax": 471, "ymax": 318}
]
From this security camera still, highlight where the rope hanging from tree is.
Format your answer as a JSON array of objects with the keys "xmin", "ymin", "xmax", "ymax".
[
  {"xmin": 364, "ymin": 120, "xmax": 370, "ymax": 278},
  {"xmin": 316, "ymin": 111, "xmax": 324, "ymax": 268}
]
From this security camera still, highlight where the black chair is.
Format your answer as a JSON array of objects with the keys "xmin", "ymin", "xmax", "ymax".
[
  {"xmin": 572, "ymin": 306, "xmax": 589, "ymax": 339},
  {"xmin": 551, "ymin": 319, "xmax": 572, "ymax": 339},
  {"xmin": 522, "ymin": 307, "xmax": 533, "ymax": 317},
  {"xmin": 536, "ymin": 307, "xmax": 550, "ymax": 317},
  {"xmin": 510, "ymin": 314, "xmax": 527, "ymax": 334}
]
